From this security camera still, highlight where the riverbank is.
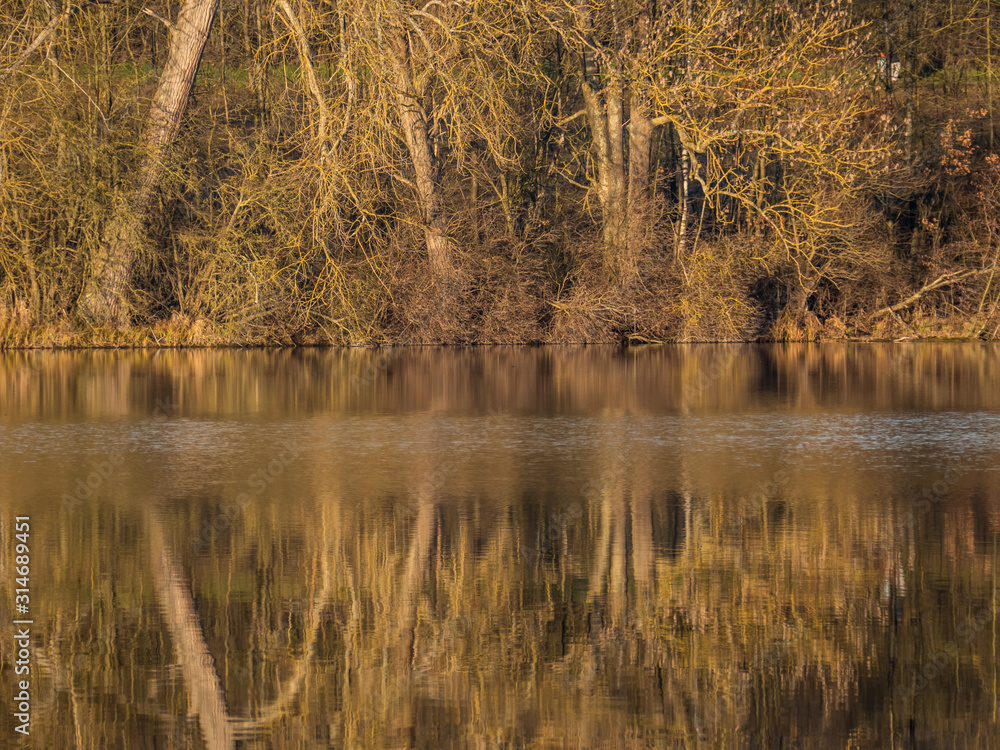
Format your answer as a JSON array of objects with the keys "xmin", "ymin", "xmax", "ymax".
[
  {"xmin": 2, "ymin": 292, "xmax": 995, "ymax": 348},
  {"xmin": 3, "ymin": 3, "xmax": 998, "ymax": 348}
]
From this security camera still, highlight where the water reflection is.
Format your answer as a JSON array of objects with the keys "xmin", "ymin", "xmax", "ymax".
[{"xmin": 0, "ymin": 345, "xmax": 998, "ymax": 747}]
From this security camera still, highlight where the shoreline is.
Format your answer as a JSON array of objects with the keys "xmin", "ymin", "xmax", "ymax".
[{"xmin": 1, "ymin": 331, "xmax": 995, "ymax": 351}]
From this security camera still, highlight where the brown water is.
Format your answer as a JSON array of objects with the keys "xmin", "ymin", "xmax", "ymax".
[{"xmin": 0, "ymin": 344, "xmax": 998, "ymax": 749}]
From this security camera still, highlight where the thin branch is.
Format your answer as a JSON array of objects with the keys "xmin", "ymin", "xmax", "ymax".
[
  {"xmin": 49, "ymin": 58, "xmax": 109, "ymax": 126},
  {"xmin": 554, "ymin": 108, "xmax": 587, "ymax": 128}
]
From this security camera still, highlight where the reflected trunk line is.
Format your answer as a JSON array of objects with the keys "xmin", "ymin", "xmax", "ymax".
[
  {"xmin": 588, "ymin": 493, "xmax": 614, "ymax": 605},
  {"xmin": 342, "ymin": 545, "xmax": 362, "ymax": 686},
  {"xmin": 631, "ymin": 492, "xmax": 654, "ymax": 588},
  {"xmin": 36, "ymin": 614, "xmax": 88, "ymax": 748},
  {"xmin": 231, "ymin": 502, "xmax": 338, "ymax": 738},
  {"xmin": 586, "ymin": 427, "xmax": 634, "ymax": 631},
  {"xmin": 658, "ymin": 663, "xmax": 703, "ymax": 743},
  {"xmin": 682, "ymin": 488, "xmax": 699, "ymax": 633},
  {"xmin": 397, "ymin": 494, "xmax": 438, "ymax": 664},
  {"xmin": 147, "ymin": 511, "xmax": 235, "ymax": 750},
  {"xmin": 609, "ymin": 494, "xmax": 628, "ymax": 628},
  {"xmin": 70, "ymin": 685, "xmax": 86, "ymax": 749}
]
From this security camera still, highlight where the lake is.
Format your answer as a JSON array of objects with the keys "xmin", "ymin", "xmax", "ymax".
[{"xmin": 1, "ymin": 344, "xmax": 998, "ymax": 748}]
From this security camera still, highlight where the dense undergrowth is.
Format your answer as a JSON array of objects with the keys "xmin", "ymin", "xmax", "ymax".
[{"xmin": 1, "ymin": 0, "xmax": 999, "ymax": 347}]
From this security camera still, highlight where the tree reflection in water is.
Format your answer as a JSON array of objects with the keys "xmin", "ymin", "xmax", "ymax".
[{"xmin": 0, "ymin": 344, "xmax": 998, "ymax": 747}]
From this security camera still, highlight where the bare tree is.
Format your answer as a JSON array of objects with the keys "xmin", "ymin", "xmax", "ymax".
[
  {"xmin": 381, "ymin": 7, "xmax": 453, "ymax": 279},
  {"xmin": 77, "ymin": 0, "xmax": 219, "ymax": 325},
  {"xmin": 315, "ymin": 0, "xmax": 523, "ymax": 286},
  {"xmin": 535, "ymin": 0, "xmax": 886, "ymax": 290},
  {"xmin": 536, "ymin": 0, "xmax": 663, "ymax": 285}
]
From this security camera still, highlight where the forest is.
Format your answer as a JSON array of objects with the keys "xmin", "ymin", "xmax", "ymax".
[{"xmin": 0, "ymin": 0, "xmax": 998, "ymax": 345}]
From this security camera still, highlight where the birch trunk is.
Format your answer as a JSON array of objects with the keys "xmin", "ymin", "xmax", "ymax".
[
  {"xmin": 678, "ymin": 144, "xmax": 691, "ymax": 258},
  {"xmin": 77, "ymin": 0, "xmax": 219, "ymax": 325}
]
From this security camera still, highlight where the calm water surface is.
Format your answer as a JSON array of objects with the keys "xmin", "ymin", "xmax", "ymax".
[{"xmin": 0, "ymin": 344, "xmax": 998, "ymax": 748}]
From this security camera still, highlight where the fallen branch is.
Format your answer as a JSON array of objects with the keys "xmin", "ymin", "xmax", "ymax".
[{"xmin": 871, "ymin": 268, "xmax": 989, "ymax": 318}]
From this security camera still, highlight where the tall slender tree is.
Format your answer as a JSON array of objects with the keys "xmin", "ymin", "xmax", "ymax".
[
  {"xmin": 320, "ymin": 0, "xmax": 522, "ymax": 287},
  {"xmin": 77, "ymin": 0, "xmax": 219, "ymax": 325}
]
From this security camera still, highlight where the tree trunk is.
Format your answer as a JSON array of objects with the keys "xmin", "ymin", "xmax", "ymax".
[
  {"xmin": 604, "ymin": 78, "xmax": 628, "ymax": 278},
  {"xmin": 277, "ymin": 0, "xmax": 332, "ymax": 160},
  {"xmin": 626, "ymin": 92, "xmax": 654, "ymax": 278},
  {"xmin": 387, "ymin": 29, "xmax": 452, "ymax": 279},
  {"xmin": 677, "ymin": 0, "xmax": 694, "ymax": 263},
  {"xmin": 584, "ymin": 75, "xmax": 653, "ymax": 286},
  {"xmin": 570, "ymin": 0, "xmax": 659, "ymax": 287},
  {"xmin": 678, "ymin": 143, "xmax": 691, "ymax": 258},
  {"xmin": 582, "ymin": 77, "xmax": 621, "ymax": 281},
  {"xmin": 77, "ymin": 0, "xmax": 219, "ymax": 326}
]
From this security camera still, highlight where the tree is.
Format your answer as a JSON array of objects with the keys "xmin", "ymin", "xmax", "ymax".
[
  {"xmin": 76, "ymin": 0, "xmax": 219, "ymax": 325},
  {"xmin": 382, "ymin": 6, "xmax": 453, "ymax": 279},
  {"xmin": 534, "ymin": 0, "xmax": 664, "ymax": 285},
  {"xmin": 649, "ymin": 1, "xmax": 890, "ymax": 302},
  {"xmin": 534, "ymin": 0, "xmax": 888, "ymax": 292},
  {"xmin": 314, "ymin": 0, "xmax": 523, "ymax": 286}
]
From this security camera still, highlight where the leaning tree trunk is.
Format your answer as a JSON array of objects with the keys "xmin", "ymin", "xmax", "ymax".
[
  {"xmin": 387, "ymin": 29, "xmax": 452, "ymax": 280},
  {"xmin": 77, "ymin": 0, "xmax": 219, "ymax": 326}
]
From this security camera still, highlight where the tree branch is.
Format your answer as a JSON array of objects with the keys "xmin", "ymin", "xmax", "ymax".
[
  {"xmin": 142, "ymin": 7, "xmax": 175, "ymax": 31},
  {"xmin": 871, "ymin": 269, "xmax": 989, "ymax": 318},
  {"xmin": 0, "ymin": 5, "xmax": 79, "ymax": 87}
]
